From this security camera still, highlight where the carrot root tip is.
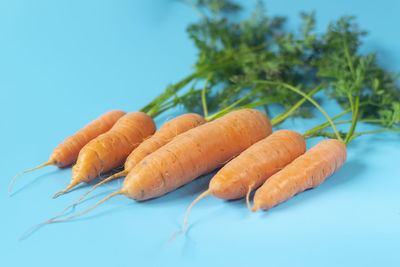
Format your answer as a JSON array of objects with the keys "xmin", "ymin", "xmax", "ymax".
[
  {"xmin": 52, "ymin": 191, "xmax": 63, "ymax": 199},
  {"xmin": 52, "ymin": 181, "xmax": 79, "ymax": 199},
  {"xmin": 251, "ymin": 205, "xmax": 259, "ymax": 213},
  {"xmin": 168, "ymin": 189, "xmax": 211, "ymax": 245},
  {"xmin": 52, "ymin": 189, "xmax": 68, "ymax": 199},
  {"xmin": 9, "ymin": 161, "xmax": 52, "ymax": 197},
  {"xmin": 50, "ymin": 171, "xmax": 127, "ymax": 219},
  {"xmin": 167, "ymin": 230, "xmax": 184, "ymax": 246}
]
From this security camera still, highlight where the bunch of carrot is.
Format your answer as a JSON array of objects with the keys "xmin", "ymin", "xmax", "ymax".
[
  {"xmin": 10, "ymin": 60, "xmax": 399, "ymax": 243},
  {"xmin": 13, "ymin": 93, "xmax": 353, "ymax": 240},
  {"xmin": 11, "ymin": 56, "xmax": 398, "ymax": 240},
  {"xmin": 11, "ymin": 75, "xmax": 399, "ymax": 241},
  {"xmin": 10, "ymin": 0, "xmax": 400, "ymax": 241}
]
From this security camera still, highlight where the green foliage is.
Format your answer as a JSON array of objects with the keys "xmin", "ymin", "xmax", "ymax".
[
  {"xmin": 315, "ymin": 16, "xmax": 400, "ymax": 117},
  {"xmin": 181, "ymin": 0, "xmax": 322, "ymax": 118},
  {"xmin": 311, "ymin": 16, "xmax": 399, "ymax": 141},
  {"xmin": 142, "ymin": 0, "xmax": 399, "ymax": 141}
]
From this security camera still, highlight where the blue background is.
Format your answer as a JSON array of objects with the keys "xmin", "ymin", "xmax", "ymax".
[{"xmin": 1, "ymin": 1, "xmax": 399, "ymax": 266}]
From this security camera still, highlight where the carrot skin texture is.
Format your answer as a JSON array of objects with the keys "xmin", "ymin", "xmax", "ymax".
[
  {"xmin": 122, "ymin": 109, "xmax": 272, "ymax": 201},
  {"xmin": 253, "ymin": 139, "xmax": 347, "ymax": 211},
  {"xmin": 49, "ymin": 110, "xmax": 126, "ymax": 167},
  {"xmin": 52, "ymin": 113, "xmax": 206, "ymax": 211},
  {"xmin": 210, "ymin": 130, "xmax": 306, "ymax": 200},
  {"xmin": 124, "ymin": 113, "xmax": 206, "ymax": 170},
  {"xmin": 9, "ymin": 110, "xmax": 125, "ymax": 196},
  {"xmin": 70, "ymin": 112, "xmax": 156, "ymax": 186}
]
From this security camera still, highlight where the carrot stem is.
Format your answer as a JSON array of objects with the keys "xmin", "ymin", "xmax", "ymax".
[
  {"xmin": 201, "ymin": 73, "xmax": 213, "ymax": 118},
  {"xmin": 206, "ymin": 89, "xmax": 259, "ymax": 121},
  {"xmin": 348, "ymin": 128, "xmax": 400, "ymax": 143},
  {"xmin": 208, "ymin": 81, "xmax": 323, "ymax": 125},
  {"xmin": 342, "ymin": 35, "xmax": 361, "ymax": 145},
  {"xmin": 344, "ymin": 95, "xmax": 360, "ymax": 145},
  {"xmin": 142, "ymin": 72, "xmax": 198, "ymax": 116},
  {"xmin": 9, "ymin": 161, "xmax": 52, "ymax": 197},
  {"xmin": 303, "ymin": 118, "xmax": 384, "ymax": 139},
  {"xmin": 256, "ymin": 80, "xmax": 344, "ymax": 142},
  {"xmin": 270, "ymin": 84, "xmax": 325, "ymax": 126},
  {"xmin": 303, "ymin": 108, "xmax": 352, "ymax": 137},
  {"xmin": 142, "ymin": 42, "xmax": 272, "ymax": 119},
  {"xmin": 219, "ymin": 85, "xmax": 322, "ymax": 127},
  {"xmin": 302, "ymin": 101, "xmax": 374, "ymax": 138}
]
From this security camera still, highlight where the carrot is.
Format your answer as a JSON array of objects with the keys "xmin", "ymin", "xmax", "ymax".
[
  {"xmin": 52, "ymin": 112, "xmax": 156, "ymax": 198},
  {"xmin": 42, "ymin": 109, "xmax": 272, "ymax": 223},
  {"xmin": 122, "ymin": 108, "xmax": 272, "ymax": 201},
  {"xmin": 176, "ymin": 129, "xmax": 306, "ymax": 235},
  {"xmin": 9, "ymin": 110, "xmax": 126, "ymax": 196},
  {"xmin": 108, "ymin": 113, "xmax": 206, "ymax": 182},
  {"xmin": 52, "ymin": 113, "xmax": 206, "ymax": 217},
  {"xmin": 209, "ymin": 130, "xmax": 306, "ymax": 200},
  {"xmin": 252, "ymin": 139, "xmax": 347, "ymax": 211}
]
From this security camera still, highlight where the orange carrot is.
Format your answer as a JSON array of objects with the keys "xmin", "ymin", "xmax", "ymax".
[
  {"xmin": 9, "ymin": 110, "xmax": 126, "ymax": 196},
  {"xmin": 209, "ymin": 130, "xmax": 306, "ymax": 200},
  {"xmin": 52, "ymin": 113, "xmax": 206, "ymax": 217},
  {"xmin": 252, "ymin": 139, "xmax": 347, "ymax": 211},
  {"xmin": 52, "ymin": 112, "xmax": 155, "ymax": 198},
  {"xmin": 104, "ymin": 113, "xmax": 206, "ymax": 184},
  {"xmin": 122, "ymin": 108, "xmax": 272, "ymax": 201},
  {"xmin": 177, "ymin": 129, "xmax": 306, "ymax": 235},
  {"xmin": 43, "ymin": 109, "xmax": 272, "ymax": 223}
]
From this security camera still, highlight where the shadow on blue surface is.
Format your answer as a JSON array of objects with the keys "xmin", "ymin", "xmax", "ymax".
[
  {"xmin": 17, "ymin": 151, "xmax": 369, "ymax": 241},
  {"xmin": 24, "ymin": 170, "xmax": 217, "ymax": 234}
]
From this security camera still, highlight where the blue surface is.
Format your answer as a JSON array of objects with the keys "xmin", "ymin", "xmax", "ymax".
[{"xmin": 1, "ymin": 1, "xmax": 399, "ymax": 266}]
